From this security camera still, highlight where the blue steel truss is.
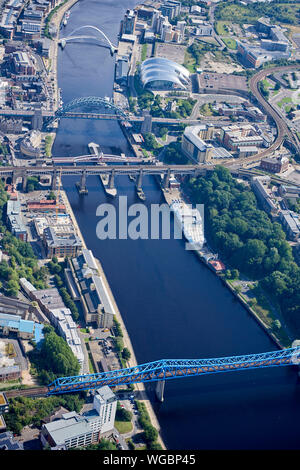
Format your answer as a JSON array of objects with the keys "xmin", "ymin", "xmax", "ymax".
[{"xmin": 47, "ymin": 347, "xmax": 300, "ymax": 395}]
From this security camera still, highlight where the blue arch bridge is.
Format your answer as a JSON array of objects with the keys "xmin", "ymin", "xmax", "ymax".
[{"xmin": 48, "ymin": 346, "xmax": 300, "ymax": 401}]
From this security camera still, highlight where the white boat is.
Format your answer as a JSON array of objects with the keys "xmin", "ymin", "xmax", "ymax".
[{"xmin": 171, "ymin": 201, "xmax": 205, "ymax": 249}]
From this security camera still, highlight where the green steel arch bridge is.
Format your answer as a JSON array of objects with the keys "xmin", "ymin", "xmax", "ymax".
[
  {"xmin": 47, "ymin": 346, "xmax": 300, "ymax": 398},
  {"xmin": 44, "ymin": 96, "xmax": 128, "ymax": 128}
]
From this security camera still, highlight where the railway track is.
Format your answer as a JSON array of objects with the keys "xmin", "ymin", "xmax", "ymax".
[
  {"xmin": 4, "ymin": 386, "xmax": 48, "ymax": 399},
  {"xmin": 245, "ymin": 64, "xmax": 300, "ymax": 165}
]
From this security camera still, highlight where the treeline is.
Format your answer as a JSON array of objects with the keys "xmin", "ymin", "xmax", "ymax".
[
  {"xmin": 5, "ymin": 394, "xmax": 84, "ymax": 435},
  {"xmin": 136, "ymin": 401, "xmax": 162, "ymax": 450},
  {"xmin": 164, "ymin": 141, "xmax": 188, "ymax": 165},
  {"xmin": 28, "ymin": 325, "xmax": 80, "ymax": 384},
  {"xmin": 186, "ymin": 166, "xmax": 300, "ymax": 334},
  {"xmin": 137, "ymin": 92, "xmax": 196, "ymax": 119}
]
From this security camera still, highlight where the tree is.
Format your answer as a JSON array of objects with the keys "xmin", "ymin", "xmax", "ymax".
[
  {"xmin": 116, "ymin": 404, "xmax": 132, "ymax": 422},
  {"xmin": 274, "ymin": 319, "xmax": 281, "ymax": 330},
  {"xmin": 144, "ymin": 133, "xmax": 159, "ymax": 151},
  {"xmin": 28, "ymin": 328, "xmax": 80, "ymax": 383},
  {"xmin": 144, "ymin": 425, "xmax": 158, "ymax": 443},
  {"xmin": 114, "ymin": 337, "xmax": 124, "ymax": 352},
  {"xmin": 159, "ymin": 127, "xmax": 168, "ymax": 138},
  {"xmin": 122, "ymin": 347, "xmax": 131, "ymax": 361}
]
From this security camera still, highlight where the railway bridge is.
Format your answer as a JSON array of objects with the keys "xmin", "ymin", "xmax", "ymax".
[
  {"xmin": 0, "ymin": 164, "xmax": 204, "ymax": 194},
  {"xmin": 47, "ymin": 346, "xmax": 300, "ymax": 401}
]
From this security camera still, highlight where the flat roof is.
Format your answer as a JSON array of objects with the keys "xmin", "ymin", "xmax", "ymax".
[{"xmin": 0, "ymin": 392, "xmax": 8, "ymax": 405}]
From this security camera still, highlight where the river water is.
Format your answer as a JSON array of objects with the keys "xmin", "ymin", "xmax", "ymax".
[{"xmin": 52, "ymin": 0, "xmax": 300, "ymax": 449}]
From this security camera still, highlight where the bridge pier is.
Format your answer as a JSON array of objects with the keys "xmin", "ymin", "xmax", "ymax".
[
  {"xmin": 76, "ymin": 170, "xmax": 88, "ymax": 194},
  {"xmin": 163, "ymin": 169, "xmax": 171, "ymax": 189},
  {"xmin": 141, "ymin": 110, "xmax": 152, "ymax": 135},
  {"xmin": 155, "ymin": 380, "xmax": 165, "ymax": 402},
  {"xmin": 136, "ymin": 169, "xmax": 143, "ymax": 190},
  {"xmin": 51, "ymin": 170, "xmax": 57, "ymax": 190},
  {"xmin": 22, "ymin": 173, "xmax": 27, "ymax": 192},
  {"xmin": 291, "ymin": 340, "xmax": 300, "ymax": 378},
  {"xmin": 108, "ymin": 170, "xmax": 115, "ymax": 189}
]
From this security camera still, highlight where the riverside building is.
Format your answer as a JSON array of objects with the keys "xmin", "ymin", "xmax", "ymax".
[{"xmin": 65, "ymin": 249, "xmax": 116, "ymax": 328}]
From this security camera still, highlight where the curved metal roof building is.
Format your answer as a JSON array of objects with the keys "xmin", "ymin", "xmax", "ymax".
[{"xmin": 140, "ymin": 57, "xmax": 191, "ymax": 90}]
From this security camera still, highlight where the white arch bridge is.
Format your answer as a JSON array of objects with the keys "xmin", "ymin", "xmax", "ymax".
[{"xmin": 59, "ymin": 25, "xmax": 118, "ymax": 54}]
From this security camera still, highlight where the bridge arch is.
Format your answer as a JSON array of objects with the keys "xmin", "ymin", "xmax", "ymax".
[
  {"xmin": 63, "ymin": 25, "xmax": 117, "ymax": 51},
  {"xmin": 44, "ymin": 96, "xmax": 128, "ymax": 128},
  {"xmin": 58, "ymin": 96, "xmax": 128, "ymax": 117}
]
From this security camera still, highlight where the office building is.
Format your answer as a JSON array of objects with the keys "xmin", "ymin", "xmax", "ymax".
[
  {"xmin": 251, "ymin": 175, "xmax": 278, "ymax": 216},
  {"xmin": 0, "ymin": 312, "xmax": 44, "ymax": 344},
  {"xmin": 279, "ymin": 210, "xmax": 300, "ymax": 241},
  {"xmin": 260, "ymin": 156, "xmax": 289, "ymax": 173},
  {"xmin": 120, "ymin": 9, "xmax": 137, "ymax": 35},
  {"xmin": 160, "ymin": 1, "xmax": 181, "ymax": 20},
  {"xmin": 40, "ymin": 411, "xmax": 102, "ymax": 450},
  {"xmin": 93, "ymin": 386, "xmax": 117, "ymax": 433},
  {"xmin": 6, "ymin": 200, "xmax": 27, "ymax": 241},
  {"xmin": 220, "ymin": 124, "xmax": 264, "ymax": 152},
  {"xmin": 182, "ymin": 125, "xmax": 231, "ymax": 163},
  {"xmin": 66, "ymin": 249, "xmax": 116, "ymax": 327},
  {"xmin": 43, "ymin": 226, "xmax": 82, "ymax": 258}
]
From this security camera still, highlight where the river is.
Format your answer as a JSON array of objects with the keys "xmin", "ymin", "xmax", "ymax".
[{"xmin": 52, "ymin": 0, "xmax": 300, "ymax": 449}]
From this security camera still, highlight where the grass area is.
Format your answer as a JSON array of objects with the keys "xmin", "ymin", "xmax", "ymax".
[
  {"xmin": 44, "ymin": 135, "xmax": 53, "ymax": 158},
  {"xmin": 80, "ymin": 328, "xmax": 89, "ymax": 334},
  {"xmin": 183, "ymin": 50, "xmax": 196, "ymax": 73},
  {"xmin": 215, "ymin": 20, "xmax": 231, "ymax": 36},
  {"xmin": 261, "ymin": 79, "xmax": 273, "ymax": 89},
  {"xmin": 222, "ymin": 37, "xmax": 237, "ymax": 50},
  {"xmin": 200, "ymin": 103, "xmax": 214, "ymax": 116},
  {"xmin": 215, "ymin": 2, "xmax": 300, "ymax": 26},
  {"xmin": 88, "ymin": 355, "xmax": 96, "ymax": 374},
  {"xmin": 277, "ymin": 96, "xmax": 292, "ymax": 108},
  {"xmin": 141, "ymin": 43, "xmax": 148, "ymax": 62},
  {"xmin": 272, "ymin": 89, "xmax": 280, "ymax": 97},
  {"xmin": 141, "ymin": 148, "xmax": 149, "ymax": 158},
  {"xmin": 115, "ymin": 420, "xmax": 133, "ymax": 434},
  {"xmin": 285, "ymin": 104, "xmax": 294, "ymax": 113}
]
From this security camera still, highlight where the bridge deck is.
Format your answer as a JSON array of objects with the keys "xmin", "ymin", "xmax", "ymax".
[{"xmin": 47, "ymin": 347, "xmax": 300, "ymax": 395}]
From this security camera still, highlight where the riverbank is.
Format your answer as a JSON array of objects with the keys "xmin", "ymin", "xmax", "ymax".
[
  {"xmin": 161, "ymin": 184, "xmax": 291, "ymax": 351},
  {"xmin": 47, "ymin": 0, "xmax": 80, "ymax": 111},
  {"xmin": 61, "ymin": 188, "xmax": 166, "ymax": 449}
]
